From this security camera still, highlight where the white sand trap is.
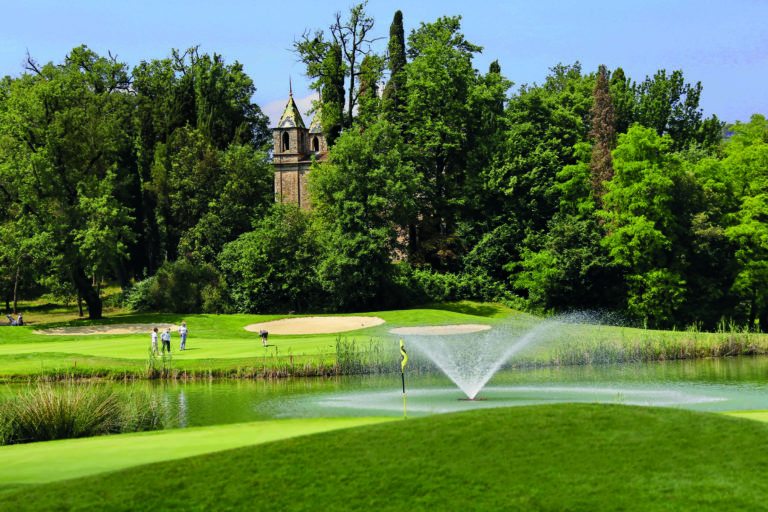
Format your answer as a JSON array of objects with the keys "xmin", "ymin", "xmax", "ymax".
[
  {"xmin": 244, "ymin": 316, "xmax": 385, "ymax": 335},
  {"xmin": 389, "ymin": 324, "xmax": 491, "ymax": 335},
  {"xmin": 34, "ymin": 324, "xmax": 179, "ymax": 336}
]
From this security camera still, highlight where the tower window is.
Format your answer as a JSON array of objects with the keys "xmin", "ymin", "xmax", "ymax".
[
  {"xmin": 282, "ymin": 132, "xmax": 290, "ymax": 151},
  {"xmin": 312, "ymin": 136, "xmax": 319, "ymax": 152}
]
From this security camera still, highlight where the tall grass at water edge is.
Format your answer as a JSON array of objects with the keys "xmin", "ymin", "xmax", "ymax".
[
  {"xmin": 544, "ymin": 320, "xmax": 768, "ymax": 366},
  {"xmin": 0, "ymin": 384, "xmax": 166, "ymax": 446}
]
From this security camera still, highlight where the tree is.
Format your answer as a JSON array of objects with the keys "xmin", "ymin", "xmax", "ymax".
[
  {"xmin": 609, "ymin": 67, "xmax": 635, "ymax": 135},
  {"xmin": 132, "ymin": 48, "xmax": 271, "ymax": 269},
  {"xmin": 218, "ymin": 205, "xmax": 323, "ymax": 313},
  {"xmin": 633, "ymin": 69, "xmax": 722, "ymax": 151},
  {"xmin": 491, "ymin": 63, "xmax": 593, "ymax": 234},
  {"xmin": 310, "ymin": 119, "xmax": 419, "ymax": 309},
  {"xmin": 152, "ymin": 127, "xmax": 273, "ymax": 263},
  {"xmin": 382, "ymin": 10, "xmax": 407, "ymax": 120},
  {"xmin": 600, "ymin": 125, "xmax": 692, "ymax": 325},
  {"xmin": 355, "ymin": 54, "xmax": 385, "ymax": 128},
  {"xmin": 294, "ymin": 2, "xmax": 379, "ymax": 132},
  {"xmin": 0, "ymin": 46, "xmax": 136, "ymax": 318},
  {"xmin": 721, "ymin": 115, "xmax": 768, "ymax": 326},
  {"xmin": 404, "ymin": 16, "xmax": 483, "ymax": 269},
  {"xmin": 589, "ymin": 65, "xmax": 616, "ymax": 202}
]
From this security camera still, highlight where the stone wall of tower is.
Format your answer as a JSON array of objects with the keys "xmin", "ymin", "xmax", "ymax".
[
  {"xmin": 273, "ymin": 128, "xmax": 306, "ymax": 165},
  {"xmin": 274, "ymin": 168, "xmax": 311, "ymax": 210}
]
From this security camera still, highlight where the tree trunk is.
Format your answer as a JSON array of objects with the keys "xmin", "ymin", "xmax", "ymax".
[
  {"xmin": 73, "ymin": 268, "xmax": 102, "ymax": 319},
  {"xmin": 77, "ymin": 292, "xmax": 83, "ymax": 318},
  {"xmin": 13, "ymin": 267, "xmax": 20, "ymax": 315}
]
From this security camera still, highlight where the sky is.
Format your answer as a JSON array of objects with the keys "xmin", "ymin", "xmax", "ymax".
[{"xmin": 1, "ymin": 0, "xmax": 766, "ymax": 126}]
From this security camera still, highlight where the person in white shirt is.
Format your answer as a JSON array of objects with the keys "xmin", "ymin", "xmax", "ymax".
[
  {"xmin": 160, "ymin": 328, "xmax": 171, "ymax": 354},
  {"xmin": 179, "ymin": 321, "xmax": 188, "ymax": 350},
  {"xmin": 151, "ymin": 327, "xmax": 159, "ymax": 356}
]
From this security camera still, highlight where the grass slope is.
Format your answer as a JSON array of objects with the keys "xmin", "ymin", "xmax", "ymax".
[
  {"xmin": 0, "ymin": 417, "xmax": 394, "ymax": 489},
  {"xmin": 3, "ymin": 404, "xmax": 768, "ymax": 511}
]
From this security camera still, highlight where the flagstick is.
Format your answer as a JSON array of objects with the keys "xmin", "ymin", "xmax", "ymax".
[
  {"xmin": 401, "ymin": 370, "xmax": 407, "ymax": 418},
  {"xmin": 399, "ymin": 338, "xmax": 408, "ymax": 419}
]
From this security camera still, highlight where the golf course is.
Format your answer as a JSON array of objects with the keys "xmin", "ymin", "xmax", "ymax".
[{"xmin": 2, "ymin": 301, "xmax": 768, "ymax": 510}]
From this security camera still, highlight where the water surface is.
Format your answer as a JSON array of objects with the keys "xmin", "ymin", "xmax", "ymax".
[{"xmin": 3, "ymin": 356, "xmax": 768, "ymax": 428}]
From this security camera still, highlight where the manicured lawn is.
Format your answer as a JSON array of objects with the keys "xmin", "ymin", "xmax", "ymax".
[
  {"xmin": 2, "ymin": 404, "xmax": 768, "ymax": 511},
  {"xmin": 0, "ymin": 417, "xmax": 395, "ymax": 489}
]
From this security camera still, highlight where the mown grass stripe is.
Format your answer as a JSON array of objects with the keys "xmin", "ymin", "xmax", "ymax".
[{"xmin": 0, "ymin": 417, "xmax": 395, "ymax": 486}]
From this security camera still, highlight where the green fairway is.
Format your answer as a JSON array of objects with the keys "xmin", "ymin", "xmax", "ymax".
[
  {"xmin": 0, "ymin": 304, "xmax": 518, "ymax": 377},
  {"xmin": 2, "ymin": 404, "xmax": 768, "ymax": 511},
  {"xmin": 0, "ymin": 417, "xmax": 395, "ymax": 488},
  {"xmin": 2, "ymin": 301, "xmax": 767, "ymax": 379}
]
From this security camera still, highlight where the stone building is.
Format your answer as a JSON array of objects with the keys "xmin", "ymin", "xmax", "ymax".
[{"xmin": 272, "ymin": 93, "xmax": 328, "ymax": 209}]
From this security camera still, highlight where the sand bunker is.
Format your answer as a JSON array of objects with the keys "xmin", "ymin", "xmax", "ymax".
[
  {"xmin": 389, "ymin": 324, "xmax": 491, "ymax": 335},
  {"xmin": 244, "ymin": 316, "xmax": 385, "ymax": 335},
  {"xmin": 34, "ymin": 324, "xmax": 179, "ymax": 336}
]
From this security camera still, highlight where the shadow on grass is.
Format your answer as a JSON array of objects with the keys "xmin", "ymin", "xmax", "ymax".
[{"xmin": 418, "ymin": 302, "xmax": 508, "ymax": 318}]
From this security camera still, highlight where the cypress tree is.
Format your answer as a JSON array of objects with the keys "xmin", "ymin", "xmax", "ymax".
[
  {"xmin": 382, "ymin": 10, "xmax": 406, "ymax": 117},
  {"xmin": 589, "ymin": 64, "xmax": 616, "ymax": 203}
]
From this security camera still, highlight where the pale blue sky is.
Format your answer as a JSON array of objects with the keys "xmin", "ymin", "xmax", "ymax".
[{"xmin": 2, "ymin": 0, "xmax": 765, "ymax": 125}]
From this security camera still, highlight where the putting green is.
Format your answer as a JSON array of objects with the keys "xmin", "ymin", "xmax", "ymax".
[{"xmin": 0, "ymin": 417, "xmax": 396, "ymax": 486}]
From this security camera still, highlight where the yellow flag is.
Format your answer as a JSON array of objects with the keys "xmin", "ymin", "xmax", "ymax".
[{"xmin": 399, "ymin": 338, "xmax": 408, "ymax": 372}]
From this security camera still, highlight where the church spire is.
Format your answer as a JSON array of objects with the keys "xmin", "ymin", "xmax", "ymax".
[{"xmin": 277, "ymin": 82, "xmax": 305, "ymax": 129}]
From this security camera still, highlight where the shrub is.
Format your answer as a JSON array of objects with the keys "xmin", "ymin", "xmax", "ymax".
[
  {"xmin": 148, "ymin": 260, "xmax": 230, "ymax": 314},
  {"xmin": 123, "ymin": 276, "xmax": 155, "ymax": 312},
  {"xmin": 385, "ymin": 265, "xmax": 519, "ymax": 306}
]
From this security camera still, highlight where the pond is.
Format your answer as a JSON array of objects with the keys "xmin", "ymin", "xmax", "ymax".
[{"xmin": 3, "ymin": 355, "xmax": 768, "ymax": 428}]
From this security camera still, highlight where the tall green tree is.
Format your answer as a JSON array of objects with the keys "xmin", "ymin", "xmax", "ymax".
[
  {"xmin": 721, "ymin": 115, "xmax": 768, "ymax": 326},
  {"xmin": 404, "ymin": 15, "xmax": 483, "ymax": 269},
  {"xmin": 0, "ymin": 46, "xmax": 136, "ymax": 318},
  {"xmin": 491, "ymin": 63, "xmax": 594, "ymax": 234},
  {"xmin": 600, "ymin": 125, "xmax": 695, "ymax": 326},
  {"xmin": 132, "ymin": 47, "xmax": 271, "ymax": 270},
  {"xmin": 633, "ymin": 69, "xmax": 722, "ymax": 151},
  {"xmin": 382, "ymin": 10, "xmax": 407, "ymax": 120},
  {"xmin": 310, "ymin": 119, "xmax": 419, "ymax": 309},
  {"xmin": 152, "ymin": 127, "xmax": 273, "ymax": 263}
]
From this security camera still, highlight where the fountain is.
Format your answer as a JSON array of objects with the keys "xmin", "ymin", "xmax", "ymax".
[{"xmin": 404, "ymin": 320, "xmax": 555, "ymax": 400}]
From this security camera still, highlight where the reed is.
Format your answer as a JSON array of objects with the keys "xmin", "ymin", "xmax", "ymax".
[{"xmin": 0, "ymin": 384, "xmax": 166, "ymax": 445}]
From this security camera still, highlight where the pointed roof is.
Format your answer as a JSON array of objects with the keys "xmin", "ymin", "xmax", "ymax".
[
  {"xmin": 277, "ymin": 93, "xmax": 305, "ymax": 129},
  {"xmin": 308, "ymin": 115, "xmax": 322, "ymax": 134}
]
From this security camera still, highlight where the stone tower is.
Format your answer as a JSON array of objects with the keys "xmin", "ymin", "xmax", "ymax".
[{"xmin": 273, "ymin": 93, "xmax": 328, "ymax": 209}]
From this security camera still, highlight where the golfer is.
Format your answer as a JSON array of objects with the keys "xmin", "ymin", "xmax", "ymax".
[
  {"xmin": 179, "ymin": 321, "xmax": 188, "ymax": 350},
  {"xmin": 151, "ymin": 327, "xmax": 160, "ymax": 356},
  {"xmin": 161, "ymin": 328, "xmax": 172, "ymax": 354}
]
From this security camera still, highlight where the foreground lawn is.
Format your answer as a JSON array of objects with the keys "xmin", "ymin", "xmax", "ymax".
[
  {"xmin": 2, "ymin": 404, "xmax": 768, "ymax": 511},
  {"xmin": 0, "ymin": 417, "xmax": 394, "ymax": 489}
]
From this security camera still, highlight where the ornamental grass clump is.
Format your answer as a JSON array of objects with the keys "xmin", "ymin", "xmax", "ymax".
[{"xmin": 0, "ymin": 384, "xmax": 165, "ymax": 445}]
